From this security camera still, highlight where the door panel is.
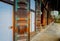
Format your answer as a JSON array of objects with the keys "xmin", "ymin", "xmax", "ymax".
[{"xmin": 0, "ymin": 2, "xmax": 13, "ymax": 41}]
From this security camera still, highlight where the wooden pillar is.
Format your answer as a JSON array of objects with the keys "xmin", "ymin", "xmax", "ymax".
[{"xmin": 27, "ymin": 11, "xmax": 30, "ymax": 41}]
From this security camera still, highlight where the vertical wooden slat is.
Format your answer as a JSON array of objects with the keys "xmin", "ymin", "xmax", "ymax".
[
  {"xmin": 28, "ymin": 0, "xmax": 30, "ymax": 41},
  {"xmin": 13, "ymin": 1, "xmax": 15, "ymax": 41},
  {"xmin": 27, "ymin": 11, "xmax": 30, "ymax": 41},
  {"xmin": 35, "ymin": 0, "xmax": 36, "ymax": 32}
]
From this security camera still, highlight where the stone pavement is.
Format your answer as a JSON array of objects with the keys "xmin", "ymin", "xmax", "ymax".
[{"xmin": 31, "ymin": 22, "xmax": 60, "ymax": 41}]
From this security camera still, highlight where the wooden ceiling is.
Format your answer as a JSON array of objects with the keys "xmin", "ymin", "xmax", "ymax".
[{"xmin": 1, "ymin": 0, "xmax": 60, "ymax": 11}]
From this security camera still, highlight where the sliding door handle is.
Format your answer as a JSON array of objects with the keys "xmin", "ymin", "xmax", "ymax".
[{"xmin": 9, "ymin": 26, "xmax": 13, "ymax": 29}]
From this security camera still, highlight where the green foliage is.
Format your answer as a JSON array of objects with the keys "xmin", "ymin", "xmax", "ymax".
[{"xmin": 59, "ymin": 11, "xmax": 60, "ymax": 15}]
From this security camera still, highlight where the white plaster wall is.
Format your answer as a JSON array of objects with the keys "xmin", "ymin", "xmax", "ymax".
[{"xmin": 30, "ymin": 12, "xmax": 35, "ymax": 32}]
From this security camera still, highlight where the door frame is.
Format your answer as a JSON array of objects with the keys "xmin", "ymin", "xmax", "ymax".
[{"xmin": 0, "ymin": 0, "xmax": 14, "ymax": 5}]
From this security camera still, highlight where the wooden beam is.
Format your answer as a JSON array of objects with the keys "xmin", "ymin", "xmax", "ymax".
[{"xmin": 0, "ymin": 0, "xmax": 14, "ymax": 5}]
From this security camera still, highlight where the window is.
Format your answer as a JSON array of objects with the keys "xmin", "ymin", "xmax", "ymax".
[{"xmin": 30, "ymin": 0, "xmax": 35, "ymax": 10}]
